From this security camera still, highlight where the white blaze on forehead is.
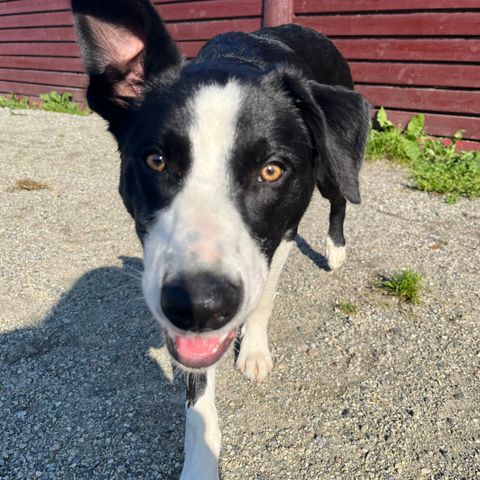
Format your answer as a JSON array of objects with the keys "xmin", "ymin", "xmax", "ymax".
[
  {"xmin": 189, "ymin": 81, "xmax": 243, "ymax": 190},
  {"xmin": 175, "ymin": 81, "xmax": 244, "ymax": 266}
]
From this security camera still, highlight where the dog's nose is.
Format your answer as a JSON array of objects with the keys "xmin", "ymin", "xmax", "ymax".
[{"xmin": 160, "ymin": 273, "xmax": 242, "ymax": 332}]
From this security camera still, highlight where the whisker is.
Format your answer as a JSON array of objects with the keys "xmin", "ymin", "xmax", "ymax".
[
  {"xmin": 124, "ymin": 264, "xmax": 144, "ymax": 275},
  {"xmin": 123, "ymin": 296, "xmax": 148, "ymax": 309},
  {"xmin": 119, "ymin": 270, "xmax": 143, "ymax": 281},
  {"xmin": 105, "ymin": 280, "xmax": 142, "ymax": 296}
]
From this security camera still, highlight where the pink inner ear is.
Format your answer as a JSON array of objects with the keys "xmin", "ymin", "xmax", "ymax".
[{"xmin": 90, "ymin": 19, "xmax": 146, "ymax": 97}]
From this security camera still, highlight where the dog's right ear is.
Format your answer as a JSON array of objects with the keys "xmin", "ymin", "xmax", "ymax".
[
  {"xmin": 263, "ymin": 67, "xmax": 369, "ymax": 204},
  {"xmin": 71, "ymin": 0, "xmax": 181, "ymax": 134}
]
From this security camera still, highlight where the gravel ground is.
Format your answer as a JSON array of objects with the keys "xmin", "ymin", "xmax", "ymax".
[{"xmin": 0, "ymin": 108, "xmax": 479, "ymax": 480}]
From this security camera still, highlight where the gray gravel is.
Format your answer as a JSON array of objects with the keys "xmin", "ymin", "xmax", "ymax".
[{"xmin": 1, "ymin": 108, "xmax": 479, "ymax": 480}]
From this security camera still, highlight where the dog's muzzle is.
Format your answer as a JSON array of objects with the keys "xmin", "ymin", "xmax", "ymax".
[{"xmin": 160, "ymin": 272, "xmax": 242, "ymax": 368}]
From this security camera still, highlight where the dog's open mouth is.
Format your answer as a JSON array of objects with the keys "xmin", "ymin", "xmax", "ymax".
[{"xmin": 166, "ymin": 329, "xmax": 237, "ymax": 369}]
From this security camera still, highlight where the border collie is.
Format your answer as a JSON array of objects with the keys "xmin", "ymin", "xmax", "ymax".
[{"xmin": 71, "ymin": 1, "xmax": 369, "ymax": 478}]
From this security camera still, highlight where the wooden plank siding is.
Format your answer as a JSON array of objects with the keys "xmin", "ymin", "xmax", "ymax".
[
  {"xmin": 0, "ymin": 0, "xmax": 479, "ymax": 147},
  {"xmin": 0, "ymin": 0, "xmax": 263, "ymax": 100},
  {"xmin": 294, "ymin": 0, "xmax": 480, "ymax": 144}
]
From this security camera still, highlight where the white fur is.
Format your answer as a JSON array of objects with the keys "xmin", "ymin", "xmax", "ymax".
[
  {"xmin": 180, "ymin": 368, "xmax": 220, "ymax": 480},
  {"xmin": 325, "ymin": 235, "xmax": 346, "ymax": 270},
  {"xmin": 142, "ymin": 81, "xmax": 269, "ymax": 336},
  {"xmin": 237, "ymin": 240, "xmax": 293, "ymax": 382}
]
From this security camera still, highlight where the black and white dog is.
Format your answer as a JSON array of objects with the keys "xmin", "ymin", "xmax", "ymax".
[{"xmin": 71, "ymin": 1, "xmax": 369, "ymax": 478}]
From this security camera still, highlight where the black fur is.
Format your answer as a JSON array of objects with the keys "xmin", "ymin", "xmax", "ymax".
[
  {"xmin": 71, "ymin": 1, "xmax": 371, "ymax": 474},
  {"xmin": 186, "ymin": 372, "xmax": 207, "ymax": 408},
  {"xmin": 71, "ymin": 1, "xmax": 369, "ymax": 260},
  {"xmin": 72, "ymin": 0, "xmax": 181, "ymax": 134},
  {"xmin": 72, "ymin": 4, "xmax": 370, "ymax": 264}
]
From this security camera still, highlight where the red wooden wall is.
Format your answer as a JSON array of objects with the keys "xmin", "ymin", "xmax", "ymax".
[
  {"xmin": 0, "ymin": 0, "xmax": 479, "ymax": 146},
  {"xmin": 293, "ymin": 0, "xmax": 480, "ymax": 146},
  {"xmin": 0, "ymin": 0, "xmax": 263, "ymax": 102}
]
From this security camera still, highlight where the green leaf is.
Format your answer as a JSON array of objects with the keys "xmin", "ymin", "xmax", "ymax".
[
  {"xmin": 376, "ymin": 107, "xmax": 393, "ymax": 130},
  {"xmin": 453, "ymin": 130, "xmax": 464, "ymax": 142},
  {"xmin": 401, "ymin": 138, "xmax": 422, "ymax": 162},
  {"xmin": 405, "ymin": 114, "xmax": 425, "ymax": 139}
]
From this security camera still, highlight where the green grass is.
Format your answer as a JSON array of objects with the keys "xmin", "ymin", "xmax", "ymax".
[
  {"xmin": 0, "ymin": 94, "xmax": 30, "ymax": 109},
  {"xmin": 0, "ymin": 92, "xmax": 90, "ymax": 116},
  {"xmin": 379, "ymin": 270, "xmax": 423, "ymax": 304},
  {"xmin": 39, "ymin": 92, "xmax": 90, "ymax": 115},
  {"xmin": 337, "ymin": 302, "xmax": 358, "ymax": 315},
  {"xmin": 411, "ymin": 140, "xmax": 480, "ymax": 204},
  {"xmin": 367, "ymin": 108, "xmax": 480, "ymax": 203}
]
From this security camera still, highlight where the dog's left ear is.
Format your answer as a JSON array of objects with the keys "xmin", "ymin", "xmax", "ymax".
[
  {"xmin": 266, "ymin": 69, "xmax": 370, "ymax": 204},
  {"xmin": 71, "ymin": 0, "xmax": 181, "ymax": 135}
]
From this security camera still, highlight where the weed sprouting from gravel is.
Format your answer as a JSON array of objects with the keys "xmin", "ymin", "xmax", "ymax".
[
  {"xmin": 337, "ymin": 302, "xmax": 358, "ymax": 315},
  {"xmin": 0, "ymin": 92, "xmax": 90, "ymax": 116},
  {"xmin": 0, "ymin": 94, "xmax": 30, "ymax": 110},
  {"xmin": 379, "ymin": 270, "xmax": 423, "ymax": 304},
  {"xmin": 39, "ymin": 92, "xmax": 90, "ymax": 116},
  {"xmin": 367, "ymin": 109, "xmax": 480, "ymax": 203}
]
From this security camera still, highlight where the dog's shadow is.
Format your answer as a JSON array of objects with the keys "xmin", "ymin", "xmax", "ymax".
[
  {"xmin": 1, "ymin": 240, "xmax": 327, "ymax": 478},
  {"xmin": 295, "ymin": 234, "xmax": 329, "ymax": 271},
  {"xmin": 0, "ymin": 256, "xmax": 204, "ymax": 478}
]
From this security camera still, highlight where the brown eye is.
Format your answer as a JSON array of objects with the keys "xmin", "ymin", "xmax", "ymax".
[
  {"xmin": 145, "ymin": 152, "xmax": 167, "ymax": 173},
  {"xmin": 259, "ymin": 162, "xmax": 285, "ymax": 183}
]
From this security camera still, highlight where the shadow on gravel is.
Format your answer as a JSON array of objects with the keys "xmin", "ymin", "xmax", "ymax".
[
  {"xmin": 0, "ymin": 256, "xmax": 193, "ymax": 478},
  {"xmin": 295, "ymin": 234, "xmax": 329, "ymax": 271}
]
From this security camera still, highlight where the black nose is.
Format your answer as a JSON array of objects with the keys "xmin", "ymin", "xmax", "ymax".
[{"xmin": 160, "ymin": 272, "xmax": 242, "ymax": 332}]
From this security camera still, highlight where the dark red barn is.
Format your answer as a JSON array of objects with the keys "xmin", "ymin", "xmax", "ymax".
[{"xmin": 1, "ymin": 0, "xmax": 479, "ymax": 148}]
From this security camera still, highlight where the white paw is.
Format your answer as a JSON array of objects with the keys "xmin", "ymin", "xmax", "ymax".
[
  {"xmin": 180, "ymin": 467, "xmax": 219, "ymax": 480},
  {"xmin": 325, "ymin": 236, "xmax": 346, "ymax": 270},
  {"xmin": 236, "ymin": 333, "xmax": 272, "ymax": 383},
  {"xmin": 180, "ymin": 443, "xmax": 219, "ymax": 480}
]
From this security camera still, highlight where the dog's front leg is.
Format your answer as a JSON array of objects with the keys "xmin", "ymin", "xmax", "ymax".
[
  {"xmin": 236, "ymin": 240, "xmax": 293, "ymax": 382},
  {"xmin": 180, "ymin": 367, "xmax": 220, "ymax": 480}
]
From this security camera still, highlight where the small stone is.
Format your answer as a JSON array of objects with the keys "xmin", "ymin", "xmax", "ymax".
[
  {"xmin": 439, "ymin": 448, "xmax": 450, "ymax": 460},
  {"xmin": 297, "ymin": 343, "xmax": 309, "ymax": 352},
  {"xmin": 313, "ymin": 434, "xmax": 327, "ymax": 446}
]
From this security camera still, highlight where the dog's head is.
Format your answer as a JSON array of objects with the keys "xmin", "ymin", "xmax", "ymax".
[{"xmin": 72, "ymin": 0, "xmax": 369, "ymax": 370}]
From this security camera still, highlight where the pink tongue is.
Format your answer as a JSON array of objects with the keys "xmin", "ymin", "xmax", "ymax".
[{"xmin": 176, "ymin": 335, "xmax": 221, "ymax": 359}]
